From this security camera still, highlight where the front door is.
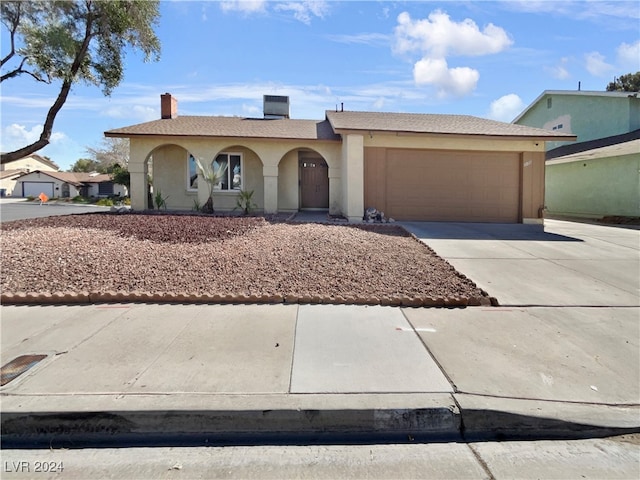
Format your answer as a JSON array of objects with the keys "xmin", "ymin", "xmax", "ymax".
[{"xmin": 300, "ymin": 158, "xmax": 329, "ymax": 209}]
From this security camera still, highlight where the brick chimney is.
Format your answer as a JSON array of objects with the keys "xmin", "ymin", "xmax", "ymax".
[{"xmin": 160, "ymin": 93, "xmax": 177, "ymax": 119}]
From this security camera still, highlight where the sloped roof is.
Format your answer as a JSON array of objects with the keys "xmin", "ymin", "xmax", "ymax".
[
  {"xmin": 0, "ymin": 169, "xmax": 25, "ymax": 180},
  {"xmin": 105, "ymin": 116, "xmax": 340, "ymax": 141},
  {"xmin": 326, "ymin": 110, "xmax": 575, "ymax": 139},
  {"xmin": 17, "ymin": 170, "xmax": 113, "ymax": 186},
  {"xmin": 547, "ymin": 129, "xmax": 640, "ymax": 163},
  {"xmin": 513, "ymin": 90, "xmax": 638, "ymax": 123}
]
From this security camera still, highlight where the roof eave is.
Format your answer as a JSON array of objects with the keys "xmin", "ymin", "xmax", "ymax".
[
  {"xmin": 105, "ymin": 131, "xmax": 340, "ymax": 142},
  {"xmin": 332, "ymin": 127, "xmax": 576, "ymax": 142}
]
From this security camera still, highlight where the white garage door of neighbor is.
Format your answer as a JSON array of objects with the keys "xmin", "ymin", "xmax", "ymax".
[
  {"xmin": 22, "ymin": 182, "xmax": 54, "ymax": 198},
  {"xmin": 386, "ymin": 150, "xmax": 521, "ymax": 223}
]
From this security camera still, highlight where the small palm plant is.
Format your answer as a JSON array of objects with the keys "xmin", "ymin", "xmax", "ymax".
[
  {"xmin": 154, "ymin": 189, "xmax": 169, "ymax": 210},
  {"xmin": 234, "ymin": 189, "xmax": 257, "ymax": 215},
  {"xmin": 194, "ymin": 156, "xmax": 228, "ymax": 214}
]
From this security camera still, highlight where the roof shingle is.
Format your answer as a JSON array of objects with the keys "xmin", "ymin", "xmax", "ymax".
[
  {"xmin": 326, "ymin": 110, "xmax": 576, "ymax": 139},
  {"xmin": 17, "ymin": 171, "xmax": 113, "ymax": 186},
  {"xmin": 105, "ymin": 116, "xmax": 340, "ymax": 141}
]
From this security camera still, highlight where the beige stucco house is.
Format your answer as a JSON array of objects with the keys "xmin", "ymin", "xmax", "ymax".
[
  {"xmin": 0, "ymin": 154, "xmax": 59, "ymax": 197},
  {"xmin": 14, "ymin": 170, "xmax": 127, "ymax": 199},
  {"xmin": 105, "ymin": 94, "xmax": 574, "ymax": 223}
]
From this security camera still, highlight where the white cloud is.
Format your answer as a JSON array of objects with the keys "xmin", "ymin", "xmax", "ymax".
[
  {"xmin": 219, "ymin": 0, "xmax": 328, "ymax": 24},
  {"xmin": 393, "ymin": 10, "xmax": 511, "ymax": 98},
  {"xmin": 326, "ymin": 33, "xmax": 390, "ymax": 46},
  {"xmin": 413, "ymin": 57, "xmax": 479, "ymax": 97},
  {"xmin": 1, "ymin": 123, "xmax": 67, "ymax": 153},
  {"xmin": 274, "ymin": 1, "xmax": 329, "ymax": 25},
  {"xmin": 372, "ymin": 97, "xmax": 385, "ymax": 109},
  {"xmin": 394, "ymin": 10, "xmax": 512, "ymax": 58},
  {"xmin": 585, "ymin": 51, "xmax": 614, "ymax": 77},
  {"xmin": 488, "ymin": 94, "xmax": 525, "ymax": 122},
  {"xmin": 102, "ymin": 105, "xmax": 157, "ymax": 122},
  {"xmin": 617, "ymin": 40, "xmax": 640, "ymax": 71},
  {"xmin": 546, "ymin": 57, "xmax": 571, "ymax": 80},
  {"xmin": 503, "ymin": 1, "xmax": 640, "ymax": 22},
  {"xmin": 220, "ymin": 0, "xmax": 266, "ymax": 14},
  {"xmin": 242, "ymin": 103, "xmax": 261, "ymax": 116}
]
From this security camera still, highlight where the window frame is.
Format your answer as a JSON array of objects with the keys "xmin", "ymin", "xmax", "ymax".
[
  {"xmin": 212, "ymin": 152, "xmax": 243, "ymax": 192},
  {"xmin": 187, "ymin": 153, "xmax": 198, "ymax": 191}
]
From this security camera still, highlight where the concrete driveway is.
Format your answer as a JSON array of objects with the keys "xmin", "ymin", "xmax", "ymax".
[
  {"xmin": 401, "ymin": 219, "xmax": 639, "ymax": 420},
  {"xmin": 402, "ymin": 219, "xmax": 640, "ymax": 307}
]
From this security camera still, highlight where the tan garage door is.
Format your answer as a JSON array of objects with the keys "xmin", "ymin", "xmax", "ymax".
[{"xmin": 381, "ymin": 149, "xmax": 520, "ymax": 222}]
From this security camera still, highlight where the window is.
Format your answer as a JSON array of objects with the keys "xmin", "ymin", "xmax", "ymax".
[
  {"xmin": 98, "ymin": 181, "xmax": 114, "ymax": 196},
  {"xmin": 547, "ymin": 97, "xmax": 552, "ymax": 109},
  {"xmin": 187, "ymin": 154, "xmax": 198, "ymax": 190},
  {"xmin": 212, "ymin": 153, "xmax": 242, "ymax": 191}
]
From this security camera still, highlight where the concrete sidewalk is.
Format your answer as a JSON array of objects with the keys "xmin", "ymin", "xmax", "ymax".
[{"xmin": 1, "ymin": 219, "xmax": 639, "ymax": 446}]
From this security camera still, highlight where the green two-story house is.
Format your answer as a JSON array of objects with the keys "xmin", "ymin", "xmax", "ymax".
[{"xmin": 514, "ymin": 90, "xmax": 639, "ymax": 220}]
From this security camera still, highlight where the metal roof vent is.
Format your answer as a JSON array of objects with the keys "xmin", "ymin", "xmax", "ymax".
[{"xmin": 263, "ymin": 95, "xmax": 290, "ymax": 119}]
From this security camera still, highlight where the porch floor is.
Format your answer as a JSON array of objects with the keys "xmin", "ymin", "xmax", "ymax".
[{"xmin": 288, "ymin": 210, "xmax": 348, "ymax": 224}]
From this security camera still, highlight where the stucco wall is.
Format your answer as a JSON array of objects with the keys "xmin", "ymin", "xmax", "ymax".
[
  {"xmin": 546, "ymin": 153, "xmax": 640, "ymax": 218},
  {"xmin": 363, "ymin": 132, "xmax": 545, "ymax": 153},
  {"xmin": 278, "ymin": 150, "xmax": 298, "ymax": 211},
  {"xmin": 1, "ymin": 156, "xmax": 58, "ymax": 173},
  {"xmin": 1, "ymin": 176, "xmax": 22, "ymax": 196},
  {"xmin": 129, "ymin": 136, "xmax": 341, "ymax": 213},
  {"xmin": 151, "ymin": 144, "xmax": 196, "ymax": 210},
  {"xmin": 516, "ymin": 94, "xmax": 639, "ymax": 150}
]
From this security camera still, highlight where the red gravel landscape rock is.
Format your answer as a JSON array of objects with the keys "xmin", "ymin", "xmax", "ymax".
[{"xmin": 0, "ymin": 213, "xmax": 492, "ymax": 306}]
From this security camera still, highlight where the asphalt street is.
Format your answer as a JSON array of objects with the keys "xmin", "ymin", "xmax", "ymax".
[{"xmin": 0, "ymin": 198, "xmax": 109, "ymax": 222}]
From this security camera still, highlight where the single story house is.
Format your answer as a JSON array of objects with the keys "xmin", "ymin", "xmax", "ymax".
[
  {"xmin": 514, "ymin": 90, "xmax": 639, "ymax": 219},
  {"xmin": 105, "ymin": 94, "xmax": 574, "ymax": 223},
  {"xmin": 0, "ymin": 154, "xmax": 60, "ymax": 197},
  {"xmin": 14, "ymin": 170, "xmax": 126, "ymax": 199}
]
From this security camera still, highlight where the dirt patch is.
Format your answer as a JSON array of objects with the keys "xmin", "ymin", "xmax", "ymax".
[{"xmin": 1, "ymin": 214, "xmax": 493, "ymax": 306}]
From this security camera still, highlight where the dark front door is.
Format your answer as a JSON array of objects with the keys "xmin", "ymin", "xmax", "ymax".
[{"xmin": 300, "ymin": 158, "xmax": 329, "ymax": 209}]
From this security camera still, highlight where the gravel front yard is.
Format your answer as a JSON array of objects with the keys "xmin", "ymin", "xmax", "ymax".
[{"xmin": 1, "ymin": 214, "xmax": 492, "ymax": 306}]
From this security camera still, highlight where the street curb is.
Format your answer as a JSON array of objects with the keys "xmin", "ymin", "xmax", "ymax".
[
  {"xmin": 2, "ymin": 396, "xmax": 638, "ymax": 447},
  {"xmin": 1, "ymin": 405, "xmax": 462, "ymax": 447}
]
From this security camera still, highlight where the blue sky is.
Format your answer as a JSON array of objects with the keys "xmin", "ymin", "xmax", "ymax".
[{"xmin": 1, "ymin": 0, "xmax": 639, "ymax": 170}]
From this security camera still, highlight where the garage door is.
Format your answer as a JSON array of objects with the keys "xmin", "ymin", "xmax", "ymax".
[
  {"xmin": 371, "ymin": 149, "xmax": 520, "ymax": 223},
  {"xmin": 22, "ymin": 182, "xmax": 54, "ymax": 198}
]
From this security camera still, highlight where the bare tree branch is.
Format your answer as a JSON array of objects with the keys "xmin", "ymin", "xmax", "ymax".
[
  {"xmin": 1, "ymin": 9, "xmax": 95, "ymax": 164},
  {"xmin": 0, "ymin": 57, "xmax": 50, "ymax": 83},
  {"xmin": 0, "ymin": 1, "xmax": 20, "ymax": 68}
]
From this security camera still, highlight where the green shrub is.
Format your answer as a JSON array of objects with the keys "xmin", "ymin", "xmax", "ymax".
[
  {"xmin": 72, "ymin": 195, "xmax": 89, "ymax": 203},
  {"xmin": 26, "ymin": 195, "xmax": 35, "ymax": 201},
  {"xmin": 96, "ymin": 198, "xmax": 114, "ymax": 206},
  {"xmin": 154, "ymin": 189, "xmax": 169, "ymax": 210},
  {"xmin": 234, "ymin": 189, "xmax": 257, "ymax": 215}
]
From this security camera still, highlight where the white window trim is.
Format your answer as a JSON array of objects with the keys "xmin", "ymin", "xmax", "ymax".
[
  {"xmin": 187, "ymin": 153, "xmax": 198, "ymax": 191},
  {"xmin": 212, "ymin": 152, "xmax": 243, "ymax": 193}
]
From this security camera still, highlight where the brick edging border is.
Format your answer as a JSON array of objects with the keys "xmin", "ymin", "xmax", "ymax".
[{"xmin": 0, "ymin": 291, "xmax": 498, "ymax": 307}]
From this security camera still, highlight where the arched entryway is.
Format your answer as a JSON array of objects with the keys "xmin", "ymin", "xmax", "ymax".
[{"xmin": 299, "ymin": 152, "xmax": 329, "ymax": 209}]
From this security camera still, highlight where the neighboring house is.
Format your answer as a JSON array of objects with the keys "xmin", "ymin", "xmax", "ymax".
[
  {"xmin": 0, "ymin": 154, "xmax": 60, "ymax": 197},
  {"xmin": 514, "ymin": 90, "xmax": 640, "ymax": 219},
  {"xmin": 104, "ymin": 93, "xmax": 573, "ymax": 224},
  {"xmin": 0, "ymin": 170, "xmax": 25, "ymax": 197},
  {"xmin": 14, "ymin": 170, "xmax": 126, "ymax": 199}
]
